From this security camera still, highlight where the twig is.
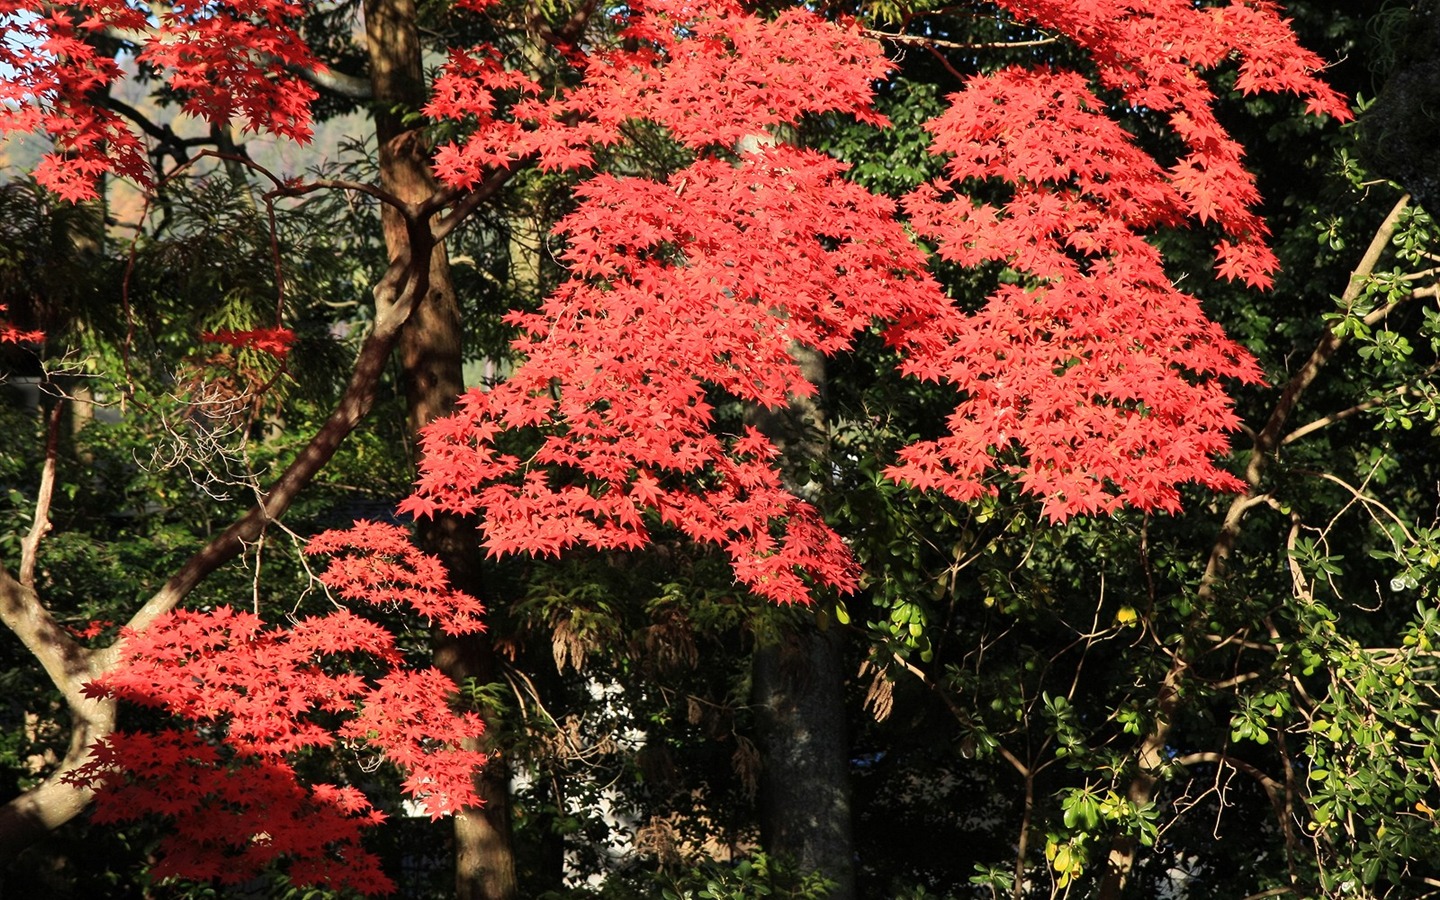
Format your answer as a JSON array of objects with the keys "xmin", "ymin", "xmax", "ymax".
[{"xmin": 1298, "ymin": 469, "xmax": 1416, "ymax": 545}]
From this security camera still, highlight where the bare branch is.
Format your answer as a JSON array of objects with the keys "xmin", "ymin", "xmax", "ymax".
[
  {"xmin": 1207, "ymin": 670, "xmax": 1264, "ymax": 691},
  {"xmin": 864, "ymin": 29, "xmax": 1058, "ymax": 52},
  {"xmin": 534, "ymin": 0, "xmax": 599, "ymax": 48},
  {"xmin": 114, "ymin": 248, "xmax": 426, "ymax": 645},
  {"xmin": 19, "ymin": 402, "xmax": 62, "ymax": 588},
  {"xmin": 101, "ymin": 26, "xmax": 373, "ymax": 100},
  {"xmin": 1299, "ymin": 469, "xmax": 1417, "ymax": 545},
  {"xmin": 1283, "ymin": 362, "xmax": 1440, "ymax": 445},
  {"xmin": 1173, "ymin": 752, "xmax": 1283, "ymax": 802},
  {"xmin": 1202, "ymin": 195, "xmax": 1410, "ymax": 596},
  {"xmin": 1101, "ymin": 199, "xmax": 1413, "ymax": 899},
  {"xmin": 288, "ymin": 64, "xmax": 373, "ymax": 100}
]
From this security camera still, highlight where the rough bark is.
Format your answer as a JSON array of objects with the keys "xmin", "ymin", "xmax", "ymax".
[
  {"xmin": 753, "ymin": 623, "xmax": 856, "ymax": 897},
  {"xmin": 748, "ymin": 346, "xmax": 857, "ymax": 899}
]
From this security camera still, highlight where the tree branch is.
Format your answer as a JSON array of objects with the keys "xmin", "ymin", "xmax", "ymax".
[
  {"xmin": 101, "ymin": 26, "xmax": 373, "ymax": 100},
  {"xmin": 114, "ymin": 159, "xmax": 516, "ymax": 644},
  {"xmin": 1283, "ymin": 362, "xmax": 1440, "ymax": 445},
  {"xmin": 19, "ymin": 402, "xmax": 62, "ymax": 589},
  {"xmin": 113, "ymin": 246, "xmax": 426, "ymax": 646},
  {"xmin": 534, "ymin": 0, "xmax": 599, "ymax": 48},
  {"xmin": 1205, "ymin": 195, "xmax": 1409, "ymax": 592},
  {"xmin": 0, "ymin": 566, "xmax": 92, "ymax": 712},
  {"xmin": 863, "ymin": 29, "xmax": 1057, "ymax": 52},
  {"xmin": 1099, "ymin": 197, "xmax": 1412, "ymax": 900},
  {"xmin": 287, "ymin": 63, "xmax": 373, "ymax": 100},
  {"xmin": 1174, "ymin": 751, "xmax": 1283, "ymax": 799}
]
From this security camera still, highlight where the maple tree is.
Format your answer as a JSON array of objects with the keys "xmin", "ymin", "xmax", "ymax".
[{"xmin": 0, "ymin": 0, "xmax": 1357, "ymax": 894}]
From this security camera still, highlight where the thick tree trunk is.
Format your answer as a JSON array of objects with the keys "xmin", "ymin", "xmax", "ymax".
[
  {"xmin": 362, "ymin": 1, "xmax": 518, "ymax": 895},
  {"xmin": 748, "ymin": 346, "xmax": 856, "ymax": 898},
  {"xmin": 753, "ymin": 622, "xmax": 856, "ymax": 898}
]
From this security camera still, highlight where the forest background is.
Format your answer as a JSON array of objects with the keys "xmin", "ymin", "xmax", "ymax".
[{"xmin": 3, "ymin": 0, "xmax": 1440, "ymax": 898}]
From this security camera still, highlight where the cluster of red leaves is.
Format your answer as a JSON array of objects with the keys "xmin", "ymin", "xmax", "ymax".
[
  {"xmin": 408, "ymin": 0, "xmax": 929, "ymax": 604},
  {"xmin": 0, "ymin": 0, "xmax": 1358, "ymax": 889},
  {"xmin": 405, "ymin": 0, "xmax": 1350, "ymax": 597},
  {"xmin": 66, "ymin": 525, "xmax": 487, "ymax": 894},
  {"xmin": 424, "ymin": 0, "xmax": 889, "ymax": 184},
  {"xmin": 987, "ymin": 0, "xmax": 1351, "ymax": 287},
  {"xmin": 0, "ymin": 304, "xmax": 43, "ymax": 344},
  {"xmin": 892, "ymin": 67, "xmax": 1264, "ymax": 518},
  {"xmin": 62, "ymin": 618, "xmax": 113, "ymax": 640},
  {"xmin": 0, "ymin": 0, "xmax": 317, "ymax": 201},
  {"xmin": 200, "ymin": 327, "xmax": 297, "ymax": 359},
  {"xmin": 403, "ymin": 143, "xmax": 938, "ymax": 603},
  {"xmin": 2, "ymin": 0, "xmax": 1350, "ymax": 552},
  {"xmin": 305, "ymin": 519, "xmax": 487, "ymax": 635},
  {"xmin": 881, "ymin": 2, "xmax": 1350, "ymax": 520}
]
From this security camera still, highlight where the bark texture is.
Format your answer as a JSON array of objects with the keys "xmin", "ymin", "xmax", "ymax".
[{"xmin": 749, "ymin": 346, "xmax": 856, "ymax": 898}]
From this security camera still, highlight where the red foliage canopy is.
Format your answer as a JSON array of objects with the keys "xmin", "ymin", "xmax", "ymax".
[{"xmin": 402, "ymin": 0, "xmax": 1349, "ymax": 599}]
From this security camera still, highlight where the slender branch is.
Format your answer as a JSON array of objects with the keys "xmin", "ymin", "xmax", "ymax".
[
  {"xmin": 534, "ymin": 0, "xmax": 599, "ymax": 47},
  {"xmin": 1247, "ymin": 198, "xmax": 1407, "ymax": 480},
  {"xmin": 1207, "ymin": 670, "xmax": 1263, "ymax": 691},
  {"xmin": 863, "ymin": 29, "xmax": 1057, "ymax": 52},
  {"xmin": 1174, "ymin": 751, "xmax": 1283, "ymax": 799},
  {"xmin": 102, "ymin": 97, "xmax": 205, "ymax": 167},
  {"xmin": 287, "ymin": 63, "xmax": 373, "ymax": 100},
  {"xmin": 431, "ymin": 166, "xmax": 524, "ymax": 241},
  {"xmin": 19, "ymin": 402, "xmax": 62, "ymax": 588},
  {"xmin": 175, "ymin": 150, "xmax": 409, "ymax": 212},
  {"xmin": 112, "ymin": 242, "xmax": 430, "ymax": 648},
  {"xmin": 1283, "ymin": 362, "xmax": 1440, "ymax": 445},
  {"xmin": 262, "ymin": 173, "xmax": 409, "ymax": 211},
  {"xmin": 100, "ymin": 26, "xmax": 373, "ymax": 100},
  {"xmin": 885, "ymin": 650, "xmax": 1033, "ymax": 780},
  {"xmin": 1282, "ymin": 396, "xmax": 1386, "ymax": 445},
  {"xmin": 1298, "ymin": 469, "xmax": 1417, "ymax": 545},
  {"xmin": 923, "ymin": 43, "xmax": 968, "ymax": 83}
]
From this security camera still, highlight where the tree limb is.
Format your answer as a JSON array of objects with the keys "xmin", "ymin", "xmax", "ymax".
[
  {"xmin": 19, "ymin": 402, "xmax": 61, "ymax": 589},
  {"xmin": 101, "ymin": 26, "xmax": 373, "ymax": 100},
  {"xmin": 1206, "ymin": 195, "xmax": 1409, "ymax": 592}
]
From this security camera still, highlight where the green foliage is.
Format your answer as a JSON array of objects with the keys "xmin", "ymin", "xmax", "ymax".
[{"xmin": 655, "ymin": 854, "xmax": 836, "ymax": 900}]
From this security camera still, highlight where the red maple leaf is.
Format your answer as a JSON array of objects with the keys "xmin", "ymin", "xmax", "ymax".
[{"xmin": 200, "ymin": 327, "xmax": 297, "ymax": 360}]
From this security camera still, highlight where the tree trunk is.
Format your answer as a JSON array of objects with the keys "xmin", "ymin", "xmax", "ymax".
[
  {"xmin": 748, "ymin": 346, "xmax": 856, "ymax": 898},
  {"xmin": 362, "ymin": 0, "xmax": 518, "ymax": 895},
  {"xmin": 753, "ymin": 621, "xmax": 856, "ymax": 898}
]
